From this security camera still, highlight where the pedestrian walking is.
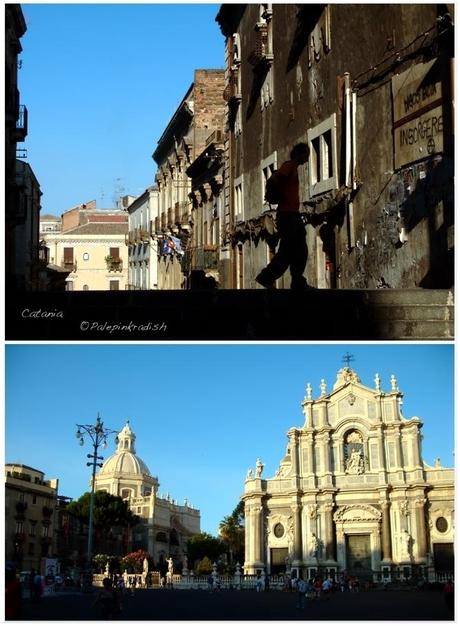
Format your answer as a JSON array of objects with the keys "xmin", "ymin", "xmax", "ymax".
[
  {"xmin": 5, "ymin": 564, "xmax": 22, "ymax": 619},
  {"xmin": 93, "ymin": 577, "xmax": 120, "ymax": 620},
  {"xmin": 296, "ymin": 576, "xmax": 307, "ymax": 609},
  {"xmin": 444, "ymin": 579, "xmax": 454, "ymax": 612},
  {"xmin": 264, "ymin": 573, "xmax": 270, "ymax": 592},
  {"xmin": 256, "ymin": 574, "xmax": 263, "ymax": 592},
  {"xmin": 256, "ymin": 142, "xmax": 315, "ymax": 290}
]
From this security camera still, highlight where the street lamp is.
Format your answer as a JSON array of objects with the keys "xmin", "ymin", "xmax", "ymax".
[{"xmin": 75, "ymin": 414, "xmax": 118, "ymax": 580}]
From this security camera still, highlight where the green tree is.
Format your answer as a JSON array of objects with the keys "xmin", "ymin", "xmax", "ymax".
[
  {"xmin": 186, "ymin": 532, "xmax": 226, "ymax": 570},
  {"xmin": 67, "ymin": 491, "xmax": 139, "ymax": 555},
  {"xmin": 219, "ymin": 500, "xmax": 245, "ymax": 565}
]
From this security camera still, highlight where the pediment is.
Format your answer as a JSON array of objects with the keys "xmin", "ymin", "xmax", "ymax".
[{"xmin": 334, "ymin": 504, "xmax": 382, "ymax": 523}]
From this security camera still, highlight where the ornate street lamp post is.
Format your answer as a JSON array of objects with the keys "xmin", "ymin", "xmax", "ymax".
[{"xmin": 75, "ymin": 414, "xmax": 118, "ymax": 581}]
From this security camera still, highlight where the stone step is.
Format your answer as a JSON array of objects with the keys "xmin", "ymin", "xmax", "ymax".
[{"xmin": 6, "ymin": 288, "xmax": 454, "ymax": 340}]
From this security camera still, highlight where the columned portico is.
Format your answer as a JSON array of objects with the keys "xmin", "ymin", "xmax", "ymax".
[{"xmin": 242, "ymin": 366, "xmax": 454, "ymax": 581}]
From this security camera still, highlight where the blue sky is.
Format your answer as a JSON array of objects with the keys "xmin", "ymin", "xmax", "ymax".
[
  {"xmin": 19, "ymin": 3, "xmax": 224, "ymax": 214},
  {"xmin": 5, "ymin": 343, "xmax": 454, "ymax": 535}
]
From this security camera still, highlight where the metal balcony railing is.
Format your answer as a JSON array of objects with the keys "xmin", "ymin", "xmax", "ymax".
[{"xmin": 14, "ymin": 104, "xmax": 28, "ymax": 141}]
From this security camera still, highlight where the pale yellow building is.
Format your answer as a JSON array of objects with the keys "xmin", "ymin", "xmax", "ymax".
[{"xmin": 42, "ymin": 203, "xmax": 129, "ymax": 291}]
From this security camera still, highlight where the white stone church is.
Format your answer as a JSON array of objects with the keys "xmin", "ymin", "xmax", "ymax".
[
  {"xmin": 243, "ymin": 366, "xmax": 454, "ymax": 582},
  {"xmin": 94, "ymin": 422, "xmax": 200, "ymax": 570}
]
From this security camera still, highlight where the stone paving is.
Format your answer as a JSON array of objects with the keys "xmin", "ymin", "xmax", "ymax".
[{"xmin": 18, "ymin": 587, "xmax": 454, "ymax": 621}]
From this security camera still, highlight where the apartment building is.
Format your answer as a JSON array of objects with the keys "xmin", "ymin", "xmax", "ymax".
[
  {"xmin": 152, "ymin": 69, "xmax": 226, "ymax": 289},
  {"xmin": 42, "ymin": 201, "xmax": 129, "ymax": 291},
  {"xmin": 5, "ymin": 464, "xmax": 59, "ymax": 573}
]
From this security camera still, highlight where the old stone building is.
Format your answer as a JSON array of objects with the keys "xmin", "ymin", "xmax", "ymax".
[
  {"xmin": 243, "ymin": 366, "xmax": 454, "ymax": 582},
  {"xmin": 152, "ymin": 69, "xmax": 226, "ymax": 289},
  {"xmin": 5, "ymin": 464, "xmax": 59, "ymax": 572},
  {"xmin": 185, "ymin": 130, "xmax": 225, "ymax": 288},
  {"xmin": 216, "ymin": 4, "xmax": 454, "ymax": 290},
  {"xmin": 126, "ymin": 186, "xmax": 160, "ymax": 290},
  {"xmin": 94, "ymin": 422, "xmax": 200, "ymax": 571}
]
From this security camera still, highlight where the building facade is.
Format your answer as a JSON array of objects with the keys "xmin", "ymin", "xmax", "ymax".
[
  {"xmin": 185, "ymin": 130, "xmax": 225, "ymax": 288},
  {"xmin": 216, "ymin": 4, "xmax": 454, "ymax": 290},
  {"xmin": 152, "ymin": 69, "xmax": 226, "ymax": 289},
  {"xmin": 5, "ymin": 464, "xmax": 59, "ymax": 573},
  {"xmin": 42, "ymin": 202, "xmax": 129, "ymax": 291},
  {"xmin": 94, "ymin": 422, "xmax": 200, "ymax": 571},
  {"xmin": 126, "ymin": 186, "xmax": 160, "ymax": 290},
  {"xmin": 243, "ymin": 366, "xmax": 454, "ymax": 582}
]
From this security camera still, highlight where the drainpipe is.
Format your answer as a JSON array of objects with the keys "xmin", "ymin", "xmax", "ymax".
[{"xmin": 344, "ymin": 73, "xmax": 356, "ymax": 251}]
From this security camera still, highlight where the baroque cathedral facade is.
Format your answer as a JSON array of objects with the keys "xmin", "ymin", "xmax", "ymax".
[
  {"xmin": 243, "ymin": 367, "xmax": 454, "ymax": 582},
  {"xmin": 94, "ymin": 422, "xmax": 200, "ymax": 570}
]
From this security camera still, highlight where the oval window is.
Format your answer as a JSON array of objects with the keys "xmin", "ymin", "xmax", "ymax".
[
  {"xmin": 436, "ymin": 517, "xmax": 448, "ymax": 533},
  {"xmin": 273, "ymin": 523, "xmax": 284, "ymax": 538},
  {"xmin": 83, "ymin": 253, "xmax": 89, "ymax": 261}
]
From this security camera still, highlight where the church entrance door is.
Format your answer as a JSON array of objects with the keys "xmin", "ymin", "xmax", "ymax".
[
  {"xmin": 270, "ymin": 547, "xmax": 288, "ymax": 575},
  {"xmin": 346, "ymin": 534, "xmax": 373, "ymax": 580}
]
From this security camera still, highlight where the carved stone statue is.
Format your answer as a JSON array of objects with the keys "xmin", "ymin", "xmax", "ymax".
[
  {"xmin": 400, "ymin": 529, "xmax": 411, "ymax": 559},
  {"xmin": 143, "ymin": 557, "xmax": 149, "ymax": 574},
  {"xmin": 255, "ymin": 458, "xmax": 264, "ymax": 478},
  {"xmin": 167, "ymin": 557, "xmax": 173, "ymax": 575},
  {"xmin": 246, "ymin": 468, "xmax": 254, "ymax": 480},
  {"xmin": 346, "ymin": 449, "xmax": 364, "ymax": 474},
  {"xmin": 390, "ymin": 374, "xmax": 398, "ymax": 391},
  {"xmin": 309, "ymin": 532, "xmax": 319, "ymax": 558},
  {"xmin": 320, "ymin": 379, "xmax": 327, "ymax": 396},
  {"xmin": 374, "ymin": 373, "xmax": 381, "ymax": 391}
]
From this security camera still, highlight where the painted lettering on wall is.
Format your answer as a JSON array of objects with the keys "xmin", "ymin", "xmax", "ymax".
[
  {"xmin": 403, "ymin": 83, "xmax": 438, "ymax": 115},
  {"xmin": 399, "ymin": 114, "xmax": 443, "ymax": 147}
]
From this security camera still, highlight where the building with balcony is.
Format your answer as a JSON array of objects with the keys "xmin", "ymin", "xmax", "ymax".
[
  {"xmin": 126, "ymin": 186, "xmax": 160, "ymax": 290},
  {"xmin": 94, "ymin": 422, "xmax": 200, "ymax": 571},
  {"xmin": 42, "ymin": 201, "xmax": 129, "ymax": 291},
  {"xmin": 5, "ymin": 464, "xmax": 59, "ymax": 573},
  {"xmin": 216, "ymin": 4, "xmax": 454, "ymax": 290},
  {"xmin": 5, "ymin": 4, "xmax": 32, "ymax": 291},
  {"xmin": 243, "ymin": 366, "xmax": 454, "ymax": 583},
  {"xmin": 185, "ymin": 130, "xmax": 225, "ymax": 288},
  {"xmin": 152, "ymin": 69, "xmax": 226, "ymax": 289}
]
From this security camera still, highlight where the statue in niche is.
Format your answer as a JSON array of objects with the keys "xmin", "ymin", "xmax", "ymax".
[
  {"xmin": 309, "ymin": 532, "xmax": 319, "ymax": 558},
  {"xmin": 346, "ymin": 448, "xmax": 365, "ymax": 474},
  {"xmin": 400, "ymin": 529, "xmax": 412, "ymax": 560}
]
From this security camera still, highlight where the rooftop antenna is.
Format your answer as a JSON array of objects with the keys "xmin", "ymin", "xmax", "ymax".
[
  {"xmin": 342, "ymin": 352, "xmax": 355, "ymax": 368},
  {"xmin": 113, "ymin": 177, "xmax": 125, "ymax": 208}
]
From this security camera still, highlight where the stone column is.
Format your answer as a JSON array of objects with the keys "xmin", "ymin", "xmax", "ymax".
[
  {"xmin": 292, "ymin": 504, "xmax": 302, "ymax": 564},
  {"xmin": 253, "ymin": 504, "xmax": 263, "ymax": 564},
  {"xmin": 306, "ymin": 433, "xmax": 314, "ymax": 474},
  {"xmin": 379, "ymin": 500, "xmax": 392, "ymax": 561},
  {"xmin": 322, "ymin": 504, "xmax": 335, "ymax": 561},
  {"xmin": 414, "ymin": 498, "xmax": 427, "ymax": 560}
]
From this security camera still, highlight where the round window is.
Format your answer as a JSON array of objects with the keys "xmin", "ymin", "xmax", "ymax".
[
  {"xmin": 273, "ymin": 523, "xmax": 284, "ymax": 538},
  {"xmin": 435, "ymin": 516, "xmax": 448, "ymax": 533},
  {"xmin": 83, "ymin": 253, "xmax": 89, "ymax": 261}
]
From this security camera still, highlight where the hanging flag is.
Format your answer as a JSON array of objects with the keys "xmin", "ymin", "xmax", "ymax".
[{"xmin": 168, "ymin": 236, "xmax": 184, "ymax": 256}]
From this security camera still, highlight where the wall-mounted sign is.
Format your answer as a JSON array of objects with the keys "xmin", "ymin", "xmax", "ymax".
[{"xmin": 392, "ymin": 59, "xmax": 444, "ymax": 169}]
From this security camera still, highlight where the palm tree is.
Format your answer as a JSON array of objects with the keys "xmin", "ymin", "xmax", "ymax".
[{"xmin": 219, "ymin": 505, "xmax": 245, "ymax": 565}]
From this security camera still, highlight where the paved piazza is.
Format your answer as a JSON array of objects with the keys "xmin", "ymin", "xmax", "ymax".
[{"xmin": 20, "ymin": 587, "xmax": 453, "ymax": 621}]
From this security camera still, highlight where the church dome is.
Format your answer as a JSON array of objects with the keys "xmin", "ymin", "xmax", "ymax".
[{"xmin": 98, "ymin": 421, "xmax": 152, "ymax": 477}]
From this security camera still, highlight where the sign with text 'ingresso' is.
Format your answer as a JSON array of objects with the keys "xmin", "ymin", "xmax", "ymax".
[{"xmin": 392, "ymin": 59, "xmax": 444, "ymax": 169}]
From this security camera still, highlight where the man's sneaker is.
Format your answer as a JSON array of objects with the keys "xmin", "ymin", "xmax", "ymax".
[{"xmin": 256, "ymin": 273, "xmax": 276, "ymax": 289}]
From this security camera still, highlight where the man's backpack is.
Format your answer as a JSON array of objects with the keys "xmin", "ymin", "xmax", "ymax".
[{"xmin": 264, "ymin": 171, "xmax": 282, "ymax": 205}]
